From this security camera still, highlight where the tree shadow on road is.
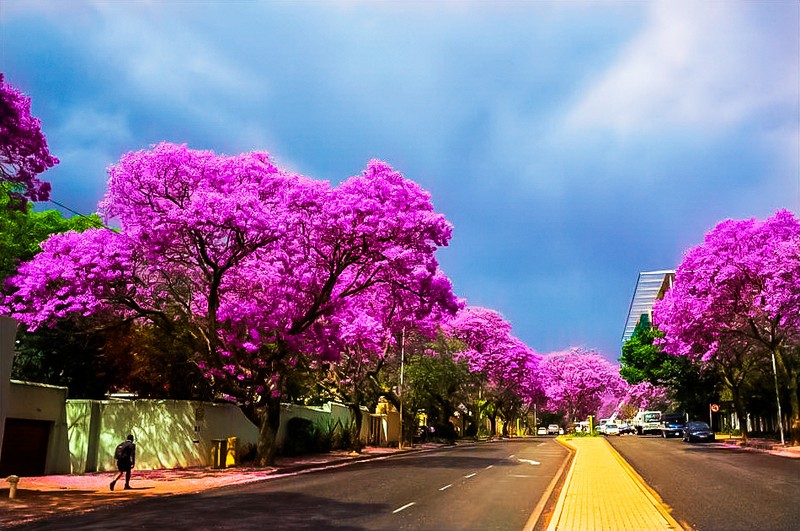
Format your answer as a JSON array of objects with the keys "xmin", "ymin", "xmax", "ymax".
[{"xmin": 12, "ymin": 490, "xmax": 380, "ymax": 530}]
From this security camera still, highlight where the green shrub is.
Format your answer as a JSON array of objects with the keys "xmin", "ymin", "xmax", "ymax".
[{"xmin": 284, "ymin": 417, "xmax": 316, "ymax": 456}]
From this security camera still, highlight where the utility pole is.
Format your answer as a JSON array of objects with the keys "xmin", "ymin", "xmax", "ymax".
[{"xmin": 399, "ymin": 328, "xmax": 405, "ymax": 449}]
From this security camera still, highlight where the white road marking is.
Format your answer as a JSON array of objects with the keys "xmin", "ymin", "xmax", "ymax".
[
  {"xmin": 464, "ymin": 473, "xmax": 477, "ymax": 479},
  {"xmin": 511, "ymin": 474, "xmax": 533, "ymax": 478},
  {"xmin": 518, "ymin": 458, "xmax": 541, "ymax": 465},
  {"xmin": 439, "ymin": 484, "xmax": 453, "ymax": 491},
  {"xmin": 509, "ymin": 454, "xmax": 516, "ymax": 459},
  {"xmin": 393, "ymin": 502, "xmax": 416, "ymax": 514},
  {"xmin": 485, "ymin": 465, "xmax": 494, "ymax": 470}
]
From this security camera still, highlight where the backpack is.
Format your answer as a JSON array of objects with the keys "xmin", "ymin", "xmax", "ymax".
[{"xmin": 114, "ymin": 441, "xmax": 128, "ymax": 461}]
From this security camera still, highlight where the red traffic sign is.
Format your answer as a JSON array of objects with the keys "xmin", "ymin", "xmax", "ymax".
[{"xmin": 710, "ymin": 404, "xmax": 720, "ymax": 412}]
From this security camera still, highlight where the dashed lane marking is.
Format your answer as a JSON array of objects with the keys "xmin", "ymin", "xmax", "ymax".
[
  {"xmin": 485, "ymin": 465, "xmax": 494, "ymax": 470},
  {"xmin": 393, "ymin": 502, "xmax": 415, "ymax": 514},
  {"xmin": 464, "ymin": 473, "xmax": 477, "ymax": 479},
  {"xmin": 518, "ymin": 458, "xmax": 541, "ymax": 465},
  {"xmin": 439, "ymin": 484, "xmax": 453, "ymax": 491}
]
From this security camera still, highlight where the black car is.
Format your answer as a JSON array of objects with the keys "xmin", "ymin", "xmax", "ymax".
[
  {"xmin": 660, "ymin": 413, "xmax": 686, "ymax": 438},
  {"xmin": 682, "ymin": 421, "xmax": 715, "ymax": 443}
]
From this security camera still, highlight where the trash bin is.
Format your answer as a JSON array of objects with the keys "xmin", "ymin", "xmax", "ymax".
[
  {"xmin": 226, "ymin": 436, "xmax": 238, "ymax": 467},
  {"xmin": 210, "ymin": 439, "xmax": 227, "ymax": 469}
]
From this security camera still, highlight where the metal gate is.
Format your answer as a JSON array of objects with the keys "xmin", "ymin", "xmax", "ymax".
[{"xmin": 0, "ymin": 418, "xmax": 51, "ymax": 476}]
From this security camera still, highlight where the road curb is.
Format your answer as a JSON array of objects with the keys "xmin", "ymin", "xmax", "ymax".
[
  {"xmin": 522, "ymin": 437, "xmax": 575, "ymax": 531},
  {"xmin": 544, "ymin": 437, "xmax": 580, "ymax": 531}
]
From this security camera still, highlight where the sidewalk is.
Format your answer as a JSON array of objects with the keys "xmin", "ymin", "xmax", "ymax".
[
  {"xmin": 0, "ymin": 444, "xmax": 434, "ymax": 528},
  {"xmin": 547, "ymin": 437, "xmax": 683, "ymax": 531},
  {"xmin": 717, "ymin": 436, "xmax": 800, "ymax": 458}
]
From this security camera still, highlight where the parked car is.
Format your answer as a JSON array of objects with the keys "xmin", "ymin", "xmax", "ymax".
[
  {"xmin": 547, "ymin": 424, "xmax": 560, "ymax": 435},
  {"xmin": 682, "ymin": 421, "xmax": 715, "ymax": 443},
  {"xmin": 660, "ymin": 413, "xmax": 686, "ymax": 438},
  {"xmin": 537, "ymin": 426, "xmax": 547, "ymax": 436},
  {"xmin": 618, "ymin": 422, "xmax": 635, "ymax": 435},
  {"xmin": 603, "ymin": 423, "xmax": 620, "ymax": 436}
]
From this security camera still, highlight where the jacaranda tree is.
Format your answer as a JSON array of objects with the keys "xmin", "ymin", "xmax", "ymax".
[
  {"xmin": 654, "ymin": 210, "xmax": 800, "ymax": 444},
  {"xmin": 317, "ymin": 270, "xmax": 459, "ymax": 448},
  {"xmin": 2, "ymin": 143, "xmax": 456, "ymax": 464},
  {"xmin": 0, "ymin": 73, "xmax": 59, "ymax": 208},
  {"xmin": 539, "ymin": 347, "xmax": 624, "ymax": 424},
  {"xmin": 447, "ymin": 306, "xmax": 542, "ymax": 437}
]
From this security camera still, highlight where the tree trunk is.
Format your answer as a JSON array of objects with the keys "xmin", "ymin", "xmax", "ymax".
[
  {"xmin": 349, "ymin": 402, "xmax": 364, "ymax": 452},
  {"xmin": 773, "ymin": 347, "xmax": 800, "ymax": 445},
  {"xmin": 488, "ymin": 414, "xmax": 497, "ymax": 439},
  {"xmin": 729, "ymin": 385, "xmax": 749, "ymax": 442},
  {"xmin": 256, "ymin": 394, "xmax": 281, "ymax": 466},
  {"xmin": 787, "ymin": 366, "xmax": 800, "ymax": 446}
]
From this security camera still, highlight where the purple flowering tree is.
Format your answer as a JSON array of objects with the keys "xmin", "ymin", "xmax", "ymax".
[
  {"xmin": 539, "ymin": 347, "xmax": 625, "ymax": 423},
  {"xmin": 0, "ymin": 73, "xmax": 59, "ymax": 207},
  {"xmin": 317, "ymin": 270, "xmax": 460, "ymax": 447},
  {"xmin": 654, "ymin": 210, "xmax": 800, "ymax": 443},
  {"xmin": 3, "ymin": 144, "xmax": 455, "ymax": 464},
  {"xmin": 447, "ymin": 306, "xmax": 542, "ymax": 437}
]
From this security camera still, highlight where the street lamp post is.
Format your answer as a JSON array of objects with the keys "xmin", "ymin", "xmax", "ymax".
[{"xmin": 770, "ymin": 351, "xmax": 785, "ymax": 446}]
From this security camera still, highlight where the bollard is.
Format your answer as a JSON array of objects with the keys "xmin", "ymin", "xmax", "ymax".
[{"xmin": 6, "ymin": 475, "xmax": 19, "ymax": 499}]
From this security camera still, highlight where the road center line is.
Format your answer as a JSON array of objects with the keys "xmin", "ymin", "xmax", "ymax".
[
  {"xmin": 439, "ymin": 484, "xmax": 453, "ymax": 491},
  {"xmin": 508, "ymin": 454, "xmax": 516, "ymax": 459},
  {"xmin": 393, "ymin": 502, "xmax": 416, "ymax": 514},
  {"xmin": 485, "ymin": 465, "xmax": 494, "ymax": 469},
  {"xmin": 464, "ymin": 473, "xmax": 477, "ymax": 479}
]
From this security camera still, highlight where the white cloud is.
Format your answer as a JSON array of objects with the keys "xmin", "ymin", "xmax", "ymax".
[
  {"xmin": 564, "ymin": 0, "xmax": 798, "ymax": 135},
  {"xmin": 55, "ymin": 107, "xmax": 132, "ymax": 145}
]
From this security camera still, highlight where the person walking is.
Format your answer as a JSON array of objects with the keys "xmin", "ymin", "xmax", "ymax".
[{"xmin": 110, "ymin": 434, "xmax": 136, "ymax": 491}]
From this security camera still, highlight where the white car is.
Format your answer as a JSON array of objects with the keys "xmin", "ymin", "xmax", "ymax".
[
  {"xmin": 547, "ymin": 424, "xmax": 560, "ymax": 435},
  {"xmin": 537, "ymin": 426, "xmax": 547, "ymax": 436},
  {"xmin": 603, "ymin": 423, "xmax": 620, "ymax": 436}
]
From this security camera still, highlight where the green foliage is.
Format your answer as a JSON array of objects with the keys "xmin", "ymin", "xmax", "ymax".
[
  {"xmin": 281, "ymin": 417, "xmax": 360, "ymax": 456},
  {"xmin": 12, "ymin": 321, "xmax": 210, "ymax": 400},
  {"xmin": 619, "ymin": 316, "xmax": 719, "ymax": 418},
  {"xmin": 0, "ymin": 187, "xmax": 103, "ymax": 281},
  {"xmin": 404, "ymin": 333, "xmax": 477, "ymax": 428},
  {"xmin": 11, "ymin": 322, "xmax": 117, "ymax": 398},
  {"xmin": 569, "ymin": 430, "xmax": 599, "ymax": 438},
  {"xmin": 283, "ymin": 417, "xmax": 316, "ymax": 456}
]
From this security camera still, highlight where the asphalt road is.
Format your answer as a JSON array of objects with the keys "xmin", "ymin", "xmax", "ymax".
[
  {"xmin": 607, "ymin": 435, "xmax": 800, "ymax": 531},
  {"xmin": 16, "ymin": 439, "xmax": 569, "ymax": 531}
]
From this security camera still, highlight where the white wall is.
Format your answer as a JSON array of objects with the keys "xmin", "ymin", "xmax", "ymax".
[
  {"xmin": 67, "ymin": 399, "xmax": 259, "ymax": 472},
  {"xmin": 7, "ymin": 380, "xmax": 71, "ymax": 474}
]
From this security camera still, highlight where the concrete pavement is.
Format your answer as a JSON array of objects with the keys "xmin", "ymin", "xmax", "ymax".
[{"xmin": 547, "ymin": 436, "xmax": 684, "ymax": 531}]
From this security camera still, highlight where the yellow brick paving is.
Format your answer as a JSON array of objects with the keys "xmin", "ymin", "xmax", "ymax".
[{"xmin": 547, "ymin": 437, "xmax": 684, "ymax": 531}]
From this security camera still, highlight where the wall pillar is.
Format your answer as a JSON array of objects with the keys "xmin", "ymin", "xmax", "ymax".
[{"xmin": 0, "ymin": 317, "xmax": 18, "ymax": 464}]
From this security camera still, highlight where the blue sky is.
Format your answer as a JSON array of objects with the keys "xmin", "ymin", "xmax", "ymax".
[{"xmin": 1, "ymin": 0, "xmax": 798, "ymax": 360}]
